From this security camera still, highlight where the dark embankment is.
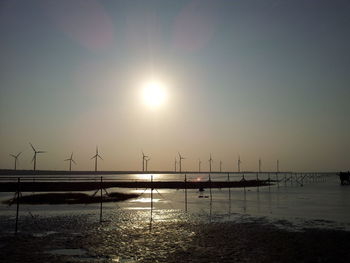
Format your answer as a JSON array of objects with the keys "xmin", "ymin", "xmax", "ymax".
[
  {"xmin": 3, "ymin": 192, "xmax": 139, "ymax": 205},
  {"xmin": 0, "ymin": 180, "xmax": 272, "ymax": 192}
]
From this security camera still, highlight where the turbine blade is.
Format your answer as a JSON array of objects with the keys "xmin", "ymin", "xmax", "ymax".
[
  {"xmin": 16, "ymin": 152, "xmax": 22, "ymax": 158},
  {"xmin": 98, "ymin": 155, "xmax": 103, "ymax": 160},
  {"xmin": 72, "ymin": 159, "xmax": 77, "ymax": 164},
  {"xmin": 91, "ymin": 155, "xmax": 97, "ymax": 159},
  {"xmin": 10, "ymin": 154, "xmax": 16, "ymax": 158},
  {"xmin": 37, "ymin": 151, "xmax": 46, "ymax": 153},
  {"xmin": 64, "ymin": 159, "xmax": 70, "ymax": 161},
  {"xmin": 29, "ymin": 143, "xmax": 36, "ymax": 152},
  {"xmin": 31, "ymin": 155, "xmax": 35, "ymax": 163}
]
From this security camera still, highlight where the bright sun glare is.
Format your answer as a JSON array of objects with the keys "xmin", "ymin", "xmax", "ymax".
[{"xmin": 142, "ymin": 81, "xmax": 167, "ymax": 109}]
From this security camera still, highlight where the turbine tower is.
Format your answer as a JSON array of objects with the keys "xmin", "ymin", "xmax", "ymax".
[
  {"xmin": 208, "ymin": 154, "xmax": 213, "ymax": 173},
  {"xmin": 9, "ymin": 152, "xmax": 21, "ymax": 170},
  {"xmin": 178, "ymin": 152, "xmax": 185, "ymax": 173},
  {"xmin": 174, "ymin": 157, "xmax": 177, "ymax": 172},
  {"xmin": 142, "ymin": 151, "xmax": 148, "ymax": 172},
  {"xmin": 91, "ymin": 146, "xmax": 103, "ymax": 172},
  {"xmin": 145, "ymin": 157, "xmax": 150, "ymax": 171},
  {"xmin": 238, "ymin": 155, "xmax": 241, "ymax": 173},
  {"xmin": 220, "ymin": 160, "xmax": 222, "ymax": 173},
  {"xmin": 65, "ymin": 152, "xmax": 76, "ymax": 172},
  {"xmin": 277, "ymin": 159, "xmax": 280, "ymax": 173},
  {"xmin": 30, "ymin": 143, "xmax": 46, "ymax": 171},
  {"xmin": 258, "ymin": 158, "xmax": 262, "ymax": 173},
  {"xmin": 198, "ymin": 159, "xmax": 201, "ymax": 172}
]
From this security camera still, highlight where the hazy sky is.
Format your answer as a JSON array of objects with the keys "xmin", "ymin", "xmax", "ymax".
[{"xmin": 0, "ymin": 0, "xmax": 349, "ymax": 172}]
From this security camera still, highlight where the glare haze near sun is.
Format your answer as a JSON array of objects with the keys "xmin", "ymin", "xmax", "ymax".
[{"xmin": 0, "ymin": 0, "xmax": 349, "ymax": 172}]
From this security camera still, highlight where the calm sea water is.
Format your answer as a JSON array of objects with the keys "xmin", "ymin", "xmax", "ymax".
[{"xmin": 0, "ymin": 173, "xmax": 349, "ymax": 230}]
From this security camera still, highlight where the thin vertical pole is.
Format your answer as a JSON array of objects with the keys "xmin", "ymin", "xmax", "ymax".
[
  {"xmin": 209, "ymin": 174, "xmax": 212, "ymax": 201},
  {"xmin": 99, "ymin": 176, "xmax": 103, "ymax": 223},
  {"xmin": 228, "ymin": 173, "xmax": 231, "ymax": 215},
  {"xmin": 15, "ymin": 177, "xmax": 20, "ymax": 234},
  {"xmin": 150, "ymin": 174, "xmax": 153, "ymax": 231},
  {"xmin": 184, "ymin": 174, "xmax": 187, "ymax": 212}
]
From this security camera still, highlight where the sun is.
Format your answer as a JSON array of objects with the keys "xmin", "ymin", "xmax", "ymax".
[{"xmin": 142, "ymin": 81, "xmax": 167, "ymax": 109}]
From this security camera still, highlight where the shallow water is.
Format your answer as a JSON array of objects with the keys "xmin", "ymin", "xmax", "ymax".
[{"xmin": 0, "ymin": 174, "xmax": 349, "ymax": 230}]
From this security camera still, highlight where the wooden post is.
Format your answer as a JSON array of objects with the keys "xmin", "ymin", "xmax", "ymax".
[
  {"xmin": 184, "ymin": 174, "xmax": 188, "ymax": 212},
  {"xmin": 15, "ymin": 177, "xmax": 20, "ymax": 234},
  {"xmin": 99, "ymin": 176, "xmax": 103, "ymax": 223}
]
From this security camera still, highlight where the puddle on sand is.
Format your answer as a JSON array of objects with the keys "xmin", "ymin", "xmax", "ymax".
[
  {"xmin": 112, "ymin": 256, "xmax": 137, "ymax": 263},
  {"xmin": 32, "ymin": 231, "xmax": 58, "ymax": 237}
]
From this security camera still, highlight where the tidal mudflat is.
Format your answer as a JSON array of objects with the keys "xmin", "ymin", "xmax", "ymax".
[{"xmin": 1, "ymin": 209, "xmax": 350, "ymax": 263}]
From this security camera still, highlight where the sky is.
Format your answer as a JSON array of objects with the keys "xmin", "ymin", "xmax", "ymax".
[{"xmin": 0, "ymin": 0, "xmax": 349, "ymax": 172}]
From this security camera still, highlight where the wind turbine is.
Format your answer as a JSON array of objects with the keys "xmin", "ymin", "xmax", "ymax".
[
  {"xmin": 277, "ymin": 159, "xmax": 280, "ymax": 173},
  {"xmin": 174, "ymin": 157, "xmax": 177, "ymax": 172},
  {"xmin": 198, "ymin": 159, "xmax": 202, "ymax": 172},
  {"xmin": 30, "ymin": 143, "xmax": 46, "ymax": 171},
  {"xmin": 145, "ymin": 157, "xmax": 150, "ymax": 171},
  {"xmin": 178, "ymin": 152, "xmax": 185, "ymax": 173},
  {"xmin": 258, "ymin": 158, "xmax": 262, "ymax": 173},
  {"xmin": 208, "ymin": 154, "xmax": 213, "ymax": 173},
  {"xmin": 65, "ymin": 152, "xmax": 76, "ymax": 172},
  {"xmin": 9, "ymin": 152, "xmax": 21, "ymax": 170},
  {"xmin": 91, "ymin": 146, "xmax": 103, "ymax": 172},
  {"xmin": 142, "ymin": 151, "xmax": 148, "ymax": 172},
  {"xmin": 238, "ymin": 155, "xmax": 242, "ymax": 173},
  {"xmin": 220, "ymin": 160, "xmax": 222, "ymax": 173}
]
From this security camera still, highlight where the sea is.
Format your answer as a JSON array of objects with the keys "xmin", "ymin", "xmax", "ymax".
[{"xmin": 0, "ymin": 172, "xmax": 349, "ymax": 231}]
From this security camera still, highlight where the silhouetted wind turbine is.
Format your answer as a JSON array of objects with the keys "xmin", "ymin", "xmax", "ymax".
[
  {"xmin": 174, "ymin": 157, "xmax": 177, "ymax": 172},
  {"xmin": 30, "ymin": 143, "xmax": 46, "ymax": 171},
  {"xmin": 277, "ymin": 159, "xmax": 280, "ymax": 173},
  {"xmin": 145, "ymin": 157, "xmax": 150, "ymax": 171},
  {"xmin": 178, "ymin": 152, "xmax": 185, "ymax": 173},
  {"xmin": 238, "ymin": 155, "xmax": 241, "ymax": 172},
  {"xmin": 208, "ymin": 154, "xmax": 213, "ymax": 173},
  {"xmin": 65, "ymin": 152, "xmax": 76, "ymax": 172},
  {"xmin": 91, "ymin": 146, "xmax": 103, "ymax": 172},
  {"xmin": 9, "ymin": 152, "xmax": 21, "ymax": 170},
  {"xmin": 220, "ymin": 160, "xmax": 222, "ymax": 172},
  {"xmin": 258, "ymin": 158, "xmax": 262, "ymax": 173},
  {"xmin": 142, "ymin": 151, "xmax": 148, "ymax": 172},
  {"xmin": 198, "ymin": 159, "xmax": 202, "ymax": 172}
]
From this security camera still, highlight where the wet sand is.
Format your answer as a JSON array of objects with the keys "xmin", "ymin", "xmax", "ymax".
[{"xmin": 1, "ymin": 210, "xmax": 350, "ymax": 263}]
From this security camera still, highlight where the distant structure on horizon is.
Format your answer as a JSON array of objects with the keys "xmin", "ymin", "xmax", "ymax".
[
  {"xmin": 65, "ymin": 152, "xmax": 76, "ymax": 172},
  {"xmin": 178, "ymin": 152, "xmax": 185, "ymax": 173},
  {"xmin": 9, "ymin": 152, "xmax": 21, "ymax": 170},
  {"xmin": 142, "ymin": 151, "xmax": 148, "ymax": 172},
  {"xmin": 208, "ymin": 154, "xmax": 213, "ymax": 173},
  {"xmin": 238, "ymin": 155, "xmax": 241, "ymax": 172},
  {"xmin": 30, "ymin": 143, "xmax": 46, "ymax": 171},
  {"xmin": 91, "ymin": 146, "xmax": 103, "ymax": 172}
]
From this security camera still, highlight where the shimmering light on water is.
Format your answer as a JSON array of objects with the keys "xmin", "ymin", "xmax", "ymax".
[{"xmin": 130, "ymin": 198, "xmax": 161, "ymax": 203}]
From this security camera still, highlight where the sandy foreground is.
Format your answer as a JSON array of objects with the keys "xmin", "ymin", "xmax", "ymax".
[{"xmin": 0, "ymin": 210, "xmax": 350, "ymax": 263}]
